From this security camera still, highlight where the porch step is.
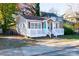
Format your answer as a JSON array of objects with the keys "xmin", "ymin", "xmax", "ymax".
[{"xmin": 47, "ymin": 34, "xmax": 54, "ymax": 38}]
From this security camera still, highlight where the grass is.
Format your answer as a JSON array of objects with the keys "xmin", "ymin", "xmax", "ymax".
[
  {"xmin": 0, "ymin": 35, "xmax": 32, "ymax": 49},
  {"xmin": 0, "ymin": 41, "xmax": 29, "ymax": 48},
  {"xmin": 58, "ymin": 34, "xmax": 79, "ymax": 40},
  {"xmin": 0, "ymin": 38, "xmax": 32, "ymax": 49}
]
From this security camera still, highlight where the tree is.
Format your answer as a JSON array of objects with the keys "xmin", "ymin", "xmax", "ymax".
[
  {"xmin": 65, "ymin": 4, "xmax": 79, "ymax": 15},
  {"xmin": 0, "ymin": 10, "xmax": 3, "ymax": 27},
  {"xmin": 0, "ymin": 3, "xmax": 16, "ymax": 33},
  {"xmin": 16, "ymin": 3, "xmax": 40, "ymax": 16},
  {"xmin": 35, "ymin": 3, "xmax": 40, "ymax": 16}
]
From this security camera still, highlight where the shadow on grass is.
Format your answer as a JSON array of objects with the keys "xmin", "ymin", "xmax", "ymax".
[{"xmin": 0, "ymin": 37, "xmax": 35, "ymax": 50}]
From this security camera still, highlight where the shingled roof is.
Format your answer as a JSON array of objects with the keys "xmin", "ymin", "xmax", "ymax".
[
  {"xmin": 41, "ymin": 12, "xmax": 58, "ymax": 17},
  {"xmin": 21, "ymin": 14, "xmax": 45, "ymax": 20}
]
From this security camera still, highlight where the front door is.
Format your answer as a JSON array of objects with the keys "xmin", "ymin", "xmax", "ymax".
[
  {"xmin": 48, "ymin": 20, "xmax": 53, "ymax": 37},
  {"xmin": 48, "ymin": 22, "xmax": 52, "ymax": 33}
]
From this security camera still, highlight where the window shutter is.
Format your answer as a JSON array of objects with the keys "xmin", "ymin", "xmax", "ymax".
[
  {"xmin": 28, "ymin": 22, "xmax": 30, "ymax": 28},
  {"xmin": 42, "ymin": 22, "xmax": 43, "ymax": 29}
]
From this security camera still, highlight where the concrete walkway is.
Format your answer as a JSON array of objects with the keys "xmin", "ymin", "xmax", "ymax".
[{"xmin": 0, "ymin": 39, "xmax": 79, "ymax": 56}]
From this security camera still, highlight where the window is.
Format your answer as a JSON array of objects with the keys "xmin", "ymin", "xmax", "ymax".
[
  {"xmin": 30, "ymin": 23, "xmax": 34, "ymax": 29},
  {"xmin": 28, "ymin": 22, "xmax": 41, "ymax": 29},
  {"xmin": 35, "ymin": 23, "xmax": 41, "ymax": 29},
  {"xmin": 38, "ymin": 23, "xmax": 41, "ymax": 29},
  {"xmin": 55, "ymin": 22, "xmax": 63, "ymax": 28},
  {"xmin": 59, "ymin": 22, "xmax": 63, "ymax": 28},
  {"xmin": 35, "ymin": 23, "xmax": 38, "ymax": 29}
]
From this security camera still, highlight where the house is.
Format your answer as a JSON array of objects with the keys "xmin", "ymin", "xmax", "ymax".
[
  {"xmin": 63, "ymin": 11, "xmax": 79, "ymax": 23},
  {"xmin": 63, "ymin": 11, "xmax": 79, "ymax": 33},
  {"xmin": 13, "ymin": 12, "xmax": 64, "ymax": 37}
]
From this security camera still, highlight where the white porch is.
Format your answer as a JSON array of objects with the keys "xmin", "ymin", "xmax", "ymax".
[
  {"xmin": 26, "ymin": 29, "xmax": 47, "ymax": 37},
  {"xmin": 26, "ymin": 28, "xmax": 64, "ymax": 37}
]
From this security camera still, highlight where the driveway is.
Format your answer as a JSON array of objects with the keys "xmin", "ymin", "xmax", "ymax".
[{"xmin": 0, "ymin": 37, "xmax": 79, "ymax": 56}]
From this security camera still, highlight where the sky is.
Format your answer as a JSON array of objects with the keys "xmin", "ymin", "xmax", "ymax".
[{"xmin": 40, "ymin": 3, "xmax": 69, "ymax": 15}]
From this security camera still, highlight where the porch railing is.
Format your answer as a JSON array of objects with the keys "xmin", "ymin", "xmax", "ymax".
[
  {"xmin": 52, "ymin": 28, "xmax": 64, "ymax": 36},
  {"xmin": 27, "ymin": 29, "xmax": 47, "ymax": 37}
]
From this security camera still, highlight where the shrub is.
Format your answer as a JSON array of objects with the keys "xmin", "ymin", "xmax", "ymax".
[{"xmin": 64, "ymin": 27, "xmax": 74, "ymax": 35}]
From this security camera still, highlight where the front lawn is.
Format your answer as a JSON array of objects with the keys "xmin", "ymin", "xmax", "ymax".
[
  {"xmin": 59, "ymin": 34, "xmax": 79, "ymax": 40},
  {"xmin": 0, "ymin": 40, "xmax": 28, "ymax": 48},
  {"xmin": 0, "ymin": 36, "xmax": 33, "ymax": 50}
]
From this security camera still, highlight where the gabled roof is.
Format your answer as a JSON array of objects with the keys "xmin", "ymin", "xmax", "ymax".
[
  {"xmin": 40, "ymin": 12, "xmax": 63, "ymax": 22},
  {"xmin": 13, "ymin": 12, "xmax": 63, "ymax": 21}
]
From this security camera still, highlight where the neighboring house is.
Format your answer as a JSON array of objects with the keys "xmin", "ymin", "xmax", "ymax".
[
  {"xmin": 63, "ymin": 11, "xmax": 79, "ymax": 23},
  {"xmin": 13, "ymin": 12, "xmax": 64, "ymax": 37},
  {"xmin": 63, "ymin": 11, "xmax": 79, "ymax": 33}
]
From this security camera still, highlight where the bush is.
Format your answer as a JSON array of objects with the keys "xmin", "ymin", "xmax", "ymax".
[{"xmin": 64, "ymin": 27, "xmax": 74, "ymax": 35}]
